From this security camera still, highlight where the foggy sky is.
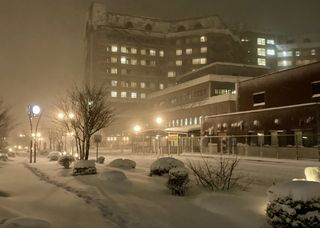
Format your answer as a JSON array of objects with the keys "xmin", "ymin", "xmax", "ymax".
[{"xmin": 0, "ymin": 0, "xmax": 319, "ymax": 129}]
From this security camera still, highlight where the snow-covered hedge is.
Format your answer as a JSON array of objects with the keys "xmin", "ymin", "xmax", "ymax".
[
  {"xmin": 47, "ymin": 151, "xmax": 61, "ymax": 161},
  {"xmin": 167, "ymin": 167, "xmax": 189, "ymax": 196},
  {"xmin": 305, "ymin": 167, "xmax": 320, "ymax": 182},
  {"xmin": 0, "ymin": 153, "xmax": 8, "ymax": 161},
  {"xmin": 266, "ymin": 181, "xmax": 320, "ymax": 227},
  {"xmin": 73, "ymin": 160, "xmax": 97, "ymax": 176},
  {"xmin": 97, "ymin": 156, "xmax": 105, "ymax": 164},
  {"xmin": 150, "ymin": 157, "xmax": 184, "ymax": 176},
  {"xmin": 58, "ymin": 155, "xmax": 75, "ymax": 169},
  {"xmin": 108, "ymin": 158, "xmax": 136, "ymax": 169}
]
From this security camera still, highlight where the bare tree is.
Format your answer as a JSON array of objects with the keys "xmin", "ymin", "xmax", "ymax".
[
  {"xmin": 56, "ymin": 84, "xmax": 114, "ymax": 160},
  {"xmin": 0, "ymin": 99, "xmax": 11, "ymax": 150}
]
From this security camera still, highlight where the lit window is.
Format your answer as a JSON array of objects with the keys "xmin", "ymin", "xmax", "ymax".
[
  {"xmin": 200, "ymin": 47, "xmax": 207, "ymax": 53},
  {"xmin": 140, "ymin": 59, "xmax": 146, "ymax": 65},
  {"xmin": 277, "ymin": 60, "xmax": 292, "ymax": 67},
  {"xmin": 168, "ymin": 71, "xmax": 176, "ymax": 77},
  {"xmin": 111, "ymin": 80, "xmax": 117, "ymax": 86},
  {"xmin": 186, "ymin": 48, "xmax": 192, "ymax": 55},
  {"xmin": 200, "ymin": 35, "xmax": 207, "ymax": 42},
  {"xmin": 159, "ymin": 50, "xmax": 164, "ymax": 57},
  {"xmin": 131, "ymin": 82, "xmax": 137, "ymax": 88},
  {"xmin": 141, "ymin": 93, "xmax": 146, "ymax": 99},
  {"xmin": 257, "ymin": 38, "xmax": 266, "ymax": 45},
  {"xmin": 257, "ymin": 58, "xmax": 266, "ymax": 66},
  {"xmin": 194, "ymin": 117, "xmax": 198, "ymax": 125},
  {"xmin": 176, "ymin": 49, "xmax": 182, "ymax": 56},
  {"xmin": 257, "ymin": 48, "xmax": 266, "ymax": 56},
  {"xmin": 121, "ymin": 46, "xmax": 127, "ymax": 53},
  {"xmin": 111, "ymin": 57, "xmax": 117, "ymax": 63},
  {"xmin": 267, "ymin": 39, "xmax": 275, "ymax": 45},
  {"xmin": 111, "ymin": 45, "xmax": 118, "ymax": 52},
  {"xmin": 192, "ymin": 58, "xmax": 207, "ymax": 65},
  {"xmin": 189, "ymin": 117, "xmax": 193, "ymax": 125},
  {"xmin": 311, "ymin": 81, "xmax": 320, "ymax": 97},
  {"xmin": 267, "ymin": 49, "xmax": 275, "ymax": 56},
  {"xmin": 111, "ymin": 67, "xmax": 117, "ymax": 74},
  {"xmin": 131, "ymin": 58, "xmax": 137, "ymax": 65},
  {"xmin": 278, "ymin": 51, "xmax": 293, "ymax": 58},
  {"xmin": 311, "ymin": 49, "xmax": 316, "ymax": 56},
  {"xmin": 131, "ymin": 48, "xmax": 137, "ymax": 54},
  {"xmin": 120, "ymin": 91, "xmax": 127, "ymax": 98},
  {"xmin": 159, "ymin": 83, "xmax": 164, "ymax": 90},
  {"xmin": 296, "ymin": 51, "xmax": 301, "ymax": 56},
  {"xmin": 185, "ymin": 118, "xmax": 188, "ymax": 126},
  {"xmin": 140, "ymin": 82, "xmax": 146, "ymax": 88},
  {"xmin": 131, "ymin": 92, "xmax": 137, "ymax": 99},
  {"xmin": 111, "ymin": 91, "xmax": 117, "ymax": 97},
  {"xmin": 120, "ymin": 57, "xmax": 127, "ymax": 64},
  {"xmin": 253, "ymin": 92, "xmax": 265, "ymax": 106},
  {"xmin": 141, "ymin": 49, "xmax": 146, "ymax": 55},
  {"xmin": 150, "ymin": 49, "xmax": 156, "ymax": 56},
  {"xmin": 176, "ymin": 60, "xmax": 182, "ymax": 66}
]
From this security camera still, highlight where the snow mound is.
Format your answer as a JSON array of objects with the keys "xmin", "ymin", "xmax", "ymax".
[
  {"xmin": 99, "ymin": 170, "xmax": 127, "ymax": 181},
  {"xmin": 267, "ymin": 181, "xmax": 320, "ymax": 202},
  {"xmin": 1, "ymin": 217, "xmax": 52, "ymax": 228},
  {"xmin": 150, "ymin": 157, "xmax": 185, "ymax": 176},
  {"xmin": 74, "ymin": 160, "xmax": 96, "ymax": 168},
  {"xmin": 47, "ymin": 151, "xmax": 61, "ymax": 161},
  {"xmin": 305, "ymin": 167, "xmax": 320, "ymax": 182},
  {"xmin": 73, "ymin": 160, "xmax": 97, "ymax": 176},
  {"xmin": 108, "ymin": 159, "xmax": 136, "ymax": 169}
]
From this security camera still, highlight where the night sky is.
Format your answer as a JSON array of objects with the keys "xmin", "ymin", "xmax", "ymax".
[{"xmin": 0, "ymin": 0, "xmax": 320, "ymax": 127}]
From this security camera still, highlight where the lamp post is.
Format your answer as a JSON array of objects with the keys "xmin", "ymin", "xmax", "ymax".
[
  {"xmin": 155, "ymin": 116, "xmax": 163, "ymax": 155},
  {"xmin": 133, "ymin": 125, "xmax": 141, "ymax": 153},
  {"xmin": 27, "ymin": 104, "xmax": 42, "ymax": 163}
]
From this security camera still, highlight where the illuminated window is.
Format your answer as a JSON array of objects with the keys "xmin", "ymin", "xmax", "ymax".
[
  {"xmin": 140, "ymin": 59, "xmax": 146, "ymax": 65},
  {"xmin": 131, "ymin": 92, "xmax": 137, "ymax": 99},
  {"xmin": 111, "ymin": 45, "xmax": 118, "ymax": 52},
  {"xmin": 111, "ymin": 91, "xmax": 117, "ymax": 97},
  {"xmin": 168, "ymin": 71, "xmax": 176, "ymax": 77},
  {"xmin": 131, "ymin": 58, "xmax": 137, "ymax": 65},
  {"xmin": 277, "ymin": 60, "xmax": 292, "ymax": 67},
  {"xmin": 111, "ymin": 57, "xmax": 117, "ymax": 63},
  {"xmin": 200, "ymin": 35, "xmax": 207, "ymax": 42},
  {"xmin": 111, "ymin": 67, "xmax": 117, "ymax": 74},
  {"xmin": 257, "ymin": 38, "xmax": 266, "ymax": 45},
  {"xmin": 141, "ymin": 49, "xmax": 146, "ymax": 55},
  {"xmin": 189, "ymin": 117, "xmax": 193, "ymax": 125},
  {"xmin": 186, "ymin": 48, "xmax": 192, "ymax": 55},
  {"xmin": 257, "ymin": 48, "xmax": 266, "ymax": 56},
  {"xmin": 131, "ymin": 82, "xmax": 137, "ymax": 88},
  {"xmin": 131, "ymin": 48, "xmax": 137, "ymax": 54},
  {"xmin": 121, "ymin": 46, "xmax": 128, "ymax": 53},
  {"xmin": 296, "ymin": 51, "xmax": 301, "ymax": 56},
  {"xmin": 176, "ymin": 49, "xmax": 182, "ymax": 55},
  {"xmin": 278, "ymin": 51, "xmax": 293, "ymax": 57},
  {"xmin": 120, "ymin": 91, "xmax": 127, "ymax": 98},
  {"xmin": 200, "ymin": 47, "xmax": 207, "ymax": 53},
  {"xmin": 140, "ymin": 93, "xmax": 146, "ymax": 99},
  {"xmin": 257, "ymin": 58, "xmax": 266, "ymax": 66},
  {"xmin": 120, "ymin": 57, "xmax": 127, "ymax": 64},
  {"xmin": 176, "ymin": 60, "xmax": 182, "ymax": 66},
  {"xmin": 111, "ymin": 80, "xmax": 117, "ymax": 86},
  {"xmin": 266, "ymin": 49, "xmax": 275, "ymax": 56},
  {"xmin": 311, "ymin": 49, "xmax": 316, "ymax": 56},
  {"xmin": 159, "ymin": 50, "xmax": 164, "ymax": 57},
  {"xmin": 267, "ymin": 39, "xmax": 275, "ymax": 45},
  {"xmin": 192, "ymin": 58, "xmax": 207, "ymax": 65},
  {"xmin": 140, "ymin": 82, "xmax": 146, "ymax": 88},
  {"xmin": 150, "ymin": 49, "xmax": 156, "ymax": 56},
  {"xmin": 194, "ymin": 117, "xmax": 198, "ymax": 125},
  {"xmin": 185, "ymin": 118, "xmax": 188, "ymax": 126},
  {"xmin": 159, "ymin": 83, "xmax": 164, "ymax": 90},
  {"xmin": 253, "ymin": 92, "xmax": 265, "ymax": 106}
]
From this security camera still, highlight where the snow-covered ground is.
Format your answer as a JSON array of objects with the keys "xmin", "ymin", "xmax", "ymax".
[{"xmin": 1, "ymin": 153, "xmax": 319, "ymax": 228}]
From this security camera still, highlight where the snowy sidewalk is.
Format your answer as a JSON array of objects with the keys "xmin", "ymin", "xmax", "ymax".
[{"xmin": 0, "ymin": 159, "xmax": 114, "ymax": 228}]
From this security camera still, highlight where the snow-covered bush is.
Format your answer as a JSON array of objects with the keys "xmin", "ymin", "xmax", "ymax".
[
  {"xmin": 48, "ymin": 151, "xmax": 61, "ymax": 161},
  {"xmin": 0, "ymin": 153, "xmax": 8, "ymax": 161},
  {"xmin": 99, "ymin": 170, "xmax": 127, "ymax": 181},
  {"xmin": 109, "ymin": 158, "xmax": 136, "ymax": 169},
  {"xmin": 97, "ymin": 156, "xmax": 105, "ymax": 164},
  {"xmin": 7, "ymin": 151, "xmax": 16, "ymax": 157},
  {"xmin": 58, "ymin": 155, "xmax": 75, "ymax": 169},
  {"xmin": 304, "ymin": 167, "xmax": 320, "ymax": 182},
  {"xmin": 266, "ymin": 181, "xmax": 320, "ymax": 227},
  {"xmin": 150, "ymin": 157, "xmax": 185, "ymax": 176},
  {"xmin": 187, "ymin": 155, "xmax": 240, "ymax": 191},
  {"xmin": 167, "ymin": 167, "xmax": 189, "ymax": 196},
  {"xmin": 1, "ymin": 217, "xmax": 52, "ymax": 228},
  {"xmin": 73, "ymin": 160, "xmax": 97, "ymax": 176}
]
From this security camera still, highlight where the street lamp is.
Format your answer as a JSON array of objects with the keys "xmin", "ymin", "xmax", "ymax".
[
  {"xmin": 27, "ymin": 104, "xmax": 42, "ymax": 163},
  {"xmin": 155, "ymin": 116, "xmax": 163, "ymax": 155}
]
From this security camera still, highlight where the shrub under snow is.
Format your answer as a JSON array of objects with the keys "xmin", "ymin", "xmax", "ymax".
[
  {"xmin": 167, "ymin": 167, "xmax": 189, "ymax": 196},
  {"xmin": 150, "ymin": 157, "xmax": 185, "ymax": 176},
  {"xmin": 0, "ymin": 153, "xmax": 8, "ymax": 161},
  {"xmin": 266, "ymin": 181, "xmax": 320, "ymax": 227},
  {"xmin": 58, "ymin": 155, "xmax": 75, "ymax": 169},
  {"xmin": 97, "ymin": 156, "xmax": 105, "ymax": 164},
  {"xmin": 108, "ymin": 158, "xmax": 136, "ymax": 169},
  {"xmin": 73, "ymin": 160, "xmax": 97, "ymax": 176},
  {"xmin": 48, "ymin": 151, "xmax": 61, "ymax": 161},
  {"xmin": 304, "ymin": 167, "xmax": 320, "ymax": 182}
]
